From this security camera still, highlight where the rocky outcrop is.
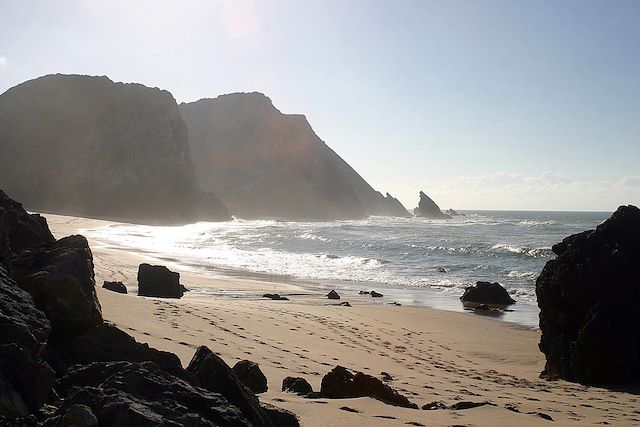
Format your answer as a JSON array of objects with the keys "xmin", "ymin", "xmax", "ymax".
[
  {"xmin": 414, "ymin": 191, "xmax": 451, "ymax": 219},
  {"xmin": 47, "ymin": 322, "xmax": 181, "ymax": 375},
  {"xmin": 0, "ymin": 190, "xmax": 55, "ymax": 255},
  {"xmin": 282, "ymin": 377, "xmax": 313, "ymax": 396},
  {"xmin": 187, "ymin": 346, "xmax": 274, "ymax": 427},
  {"xmin": 232, "ymin": 360, "xmax": 268, "ymax": 394},
  {"xmin": 0, "ymin": 267, "xmax": 55, "ymax": 417},
  {"xmin": 260, "ymin": 403, "xmax": 300, "ymax": 427},
  {"xmin": 327, "ymin": 290, "xmax": 340, "ymax": 300},
  {"xmin": 180, "ymin": 93, "xmax": 410, "ymax": 220},
  {"xmin": 137, "ymin": 263, "xmax": 184, "ymax": 298},
  {"xmin": 460, "ymin": 281, "xmax": 516, "ymax": 307},
  {"xmin": 320, "ymin": 365, "xmax": 418, "ymax": 408},
  {"xmin": 536, "ymin": 205, "xmax": 640, "ymax": 385},
  {"xmin": 445, "ymin": 208, "xmax": 464, "ymax": 217},
  {"xmin": 11, "ymin": 235, "xmax": 102, "ymax": 340},
  {"xmin": 0, "ymin": 74, "xmax": 229, "ymax": 224},
  {"xmin": 102, "ymin": 281, "xmax": 127, "ymax": 294},
  {"xmin": 52, "ymin": 361, "xmax": 250, "ymax": 426}
]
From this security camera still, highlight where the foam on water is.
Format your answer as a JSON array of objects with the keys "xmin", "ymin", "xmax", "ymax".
[{"xmin": 84, "ymin": 210, "xmax": 610, "ymax": 327}]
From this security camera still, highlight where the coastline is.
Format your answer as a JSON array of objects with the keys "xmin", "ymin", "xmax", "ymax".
[{"xmin": 45, "ymin": 213, "xmax": 640, "ymax": 426}]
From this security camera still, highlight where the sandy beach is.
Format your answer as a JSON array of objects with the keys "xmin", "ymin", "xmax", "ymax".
[{"xmin": 46, "ymin": 213, "xmax": 640, "ymax": 426}]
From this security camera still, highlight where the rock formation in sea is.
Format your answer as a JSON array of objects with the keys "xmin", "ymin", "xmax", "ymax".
[
  {"xmin": 460, "ymin": 281, "xmax": 516, "ymax": 307},
  {"xmin": 414, "ymin": 191, "xmax": 451, "ymax": 219},
  {"xmin": 536, "ymin": 205, "xmax": 640, "ymax": 385},
  {"xmin": 0, "ymin": 190, "xmax": 296, "ymax": 426},
  {"xmin": 0, "ymin": 74, "xmax": 229, "ymax": 224},
  {"xmin": 179, "ymin": 92, "xmax": 410, "ymax": 220}
]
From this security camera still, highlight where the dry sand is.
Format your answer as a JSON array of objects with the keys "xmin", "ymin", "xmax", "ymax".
[{"xmin": 46, "ymin": 214, "xmax": 640, "ymax": 426}]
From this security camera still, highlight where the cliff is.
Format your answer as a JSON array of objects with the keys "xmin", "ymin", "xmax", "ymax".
[
  {"xmin": 0, "ymin": 74, "xmax": 229, "ymax": 224},
  {"xmin": 179, "ymin": 93, "xmax": 410, "ymax": 220}
]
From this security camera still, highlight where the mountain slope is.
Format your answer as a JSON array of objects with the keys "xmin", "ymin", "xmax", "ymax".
[
  {"xmin": 180, "ymin": 93, "xmax": 409, "ymax": 220},
  {"xmin": 0, "ymin": 74, "xmax": 229, "ymax": 224}
]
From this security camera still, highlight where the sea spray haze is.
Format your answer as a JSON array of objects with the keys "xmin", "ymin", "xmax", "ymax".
[{"xmin": 85, "ymin": 210, "xmax": 609, "ymax": 326}]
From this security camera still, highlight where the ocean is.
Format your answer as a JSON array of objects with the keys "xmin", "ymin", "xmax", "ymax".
[{"xmin": 85, "ymin": 210, "xmax": 610, "ymax": 328}]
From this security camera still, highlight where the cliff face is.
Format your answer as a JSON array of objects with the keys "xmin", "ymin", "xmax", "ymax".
[
  {"xmin": 0, "ymin": 74, "xmax": 229, "ymax": 224},
  {"xmin": 414, "ymin": 191, "xmax": 451, "ymax": 219},
  {"xmin": 180, "ymin": 93, "xmax": 409, "ymax": 220}
]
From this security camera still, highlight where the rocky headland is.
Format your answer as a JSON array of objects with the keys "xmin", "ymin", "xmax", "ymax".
[
  {"xmin": 179, "ymin": 93, "xmax": 410, "ymax": 220},
  {"xmin": 0, "ymin": 74, "xmax": 229, "ymax": 224}
]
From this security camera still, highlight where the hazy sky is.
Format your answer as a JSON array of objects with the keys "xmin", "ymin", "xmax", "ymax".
[{"xmin": 1, "ymin": 0, "xmax": 638, "ymax": 211}]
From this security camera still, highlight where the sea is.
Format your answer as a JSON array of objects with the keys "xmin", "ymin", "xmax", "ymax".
[{"xmin": 85, "ymin": 210, "xmax": 610, "ymax": 329}]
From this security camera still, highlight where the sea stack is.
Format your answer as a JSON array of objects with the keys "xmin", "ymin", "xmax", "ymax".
[
  {"xmin": 414, "ymin": 191, "xmax": 451, "ymax": 219},
  {"xmin": 536, "ymin": 205, "xmax": 640, "ymax": 385},
  {"xmin": 0, "ymin": 74, "xmax": 229, "ymax": 224},
  {"xmin": 179, "ymin": 93, "xmax": 410, "ymax": 220}
]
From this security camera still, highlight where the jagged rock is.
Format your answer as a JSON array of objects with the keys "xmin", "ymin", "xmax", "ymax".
[
  {"xmin": 49, "ymin": 322, "xmax": 181, "ymax": 376},
  {"xmin": 263, "ymin": 293, "xmax": 289, "ymax": 301},
  {"xmin": 260, "ymin": 404, "xmax": 300, "ymax": 427},
  {"xmin": 422, "ymin": 401, "xmax": 447, "ymax": 410},
  {"xmin": 282, "ymin": 377, "xmax": 313, "ymax": 396},
  {"xmin": 137, "ymin": 263, "xmax": 184, "ymax": 298},
  {"xmin": 52, "ymin": 361, "xmax": 250, "ymax": 426},
  {"xmin": 180, "ymin": 93, "xmax": 410, "ymax": 220},
  {"xmin": 460, "ymin": 281, "xmax": 516, "ymax": 307},
  {"xmin": 536, "ymin": 205, "xmax": 640, "ymax": 385},
  {"xmin": 320, "ymin": 366, "xmax": 418, "ymax": 409},
  {"xmin": 414, "ymin": 191, "xmax": 451, "ymax": 219},
  {"xmin": 187, "ymin": 346, "xmax": 273, "ymax": 427},
  {"xmin": 11, "ymin": 235, "xmax": 102, "ymax": 340},
  {"xmin": 0, "ymin": 191, "xmax": 55, "ymax": 254},
  {"xmin": 326, "ymin": 290, "xmax": 340, "ymax": 300},
  {"xmin": 232, "ymin": 360, "xmax": 268, "ymax": 394},
  {"xmin": 0, "ymin": 267, "xmax": 54, "ymax": 418},
  {"xmin": 370, "ymin": 291, "xmax": 383, "ymax": 298},
  {"xmin": 56, "ymin": 404, "xmax": 98, "ymax": 427},
  {"xmin": 0, "ymin": 75, "xmax": 229, "ymax": 224},
  {"xmin": 101, "ymin": 281, "xmax": 127, "ymax": 294},
  {"xmin": 380, "ymin": 372, "xmax": 393, "ymax": 382}
]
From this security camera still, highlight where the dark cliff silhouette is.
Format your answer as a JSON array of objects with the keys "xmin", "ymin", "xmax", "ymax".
[
  {"xmin": 0, "ymin": 74, "xmax": 229, "ymax": 224},
  {"xmin": 180, "ymin": 93, "xmax": 410, "ymax": 220}
]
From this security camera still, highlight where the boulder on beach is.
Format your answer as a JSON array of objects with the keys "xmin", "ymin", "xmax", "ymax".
[
  {"xmin": 414, "ymin": 191, "xmax": 451, "ymax": 219},
  {"xmin": 320, "ymin": 365, "xmax": 418, "ymax": 409},
  {"xmin": 232, "ymin": 360, "xmax": 268, "ymax": 394},
  {"xmin": 137, "ymin": 263, "xmax": 184, "ymax": 299},
  {"xmin": 263, "ymin": 293, "xmax": 289, "ymax": 301},
  {"xmin": 102, "ymin": 281, "xmax": 127, "ymax": 294},
  {"xmin": 187, "ymin": 346, "xmax": 274, "ymax": 427},
  {"xmin": 260, "ymin": 403, "xmax": 300, "ymax": 427},
  {"xmin": 326, "ymin": 290, "xmax": 340, "ymax": 300},
  {"xmin": 11, "ymin": 235, "xmax": 103, "ymax": 340},
  {"xmin": 370, "ymin": 291, "xmax": 383, "ymax": 298},
  {"xmin": 52, "ymin": 361, "xmax": 250, "ymax": 426},
  {"xmin": 0, "ymin": 190, "xmax": 55, "ymax": 255},
  {"xmin": 282, "ymin": 377, "xmax": 313, "ymax": 396},
  {"xmin": 460, "ymin": 281, "xmax": 516, "ymax": 307},
  {"xmin": 536, "ymin": 205, "xmax": 640, "ymax": 385}
]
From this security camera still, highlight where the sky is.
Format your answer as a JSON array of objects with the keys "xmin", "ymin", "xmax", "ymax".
[{"xmin": 1, "ymin": 0, "xmax": 639, "ymax": 211}]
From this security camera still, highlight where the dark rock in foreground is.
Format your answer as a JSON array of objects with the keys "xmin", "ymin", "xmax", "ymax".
[
  {"xmin": 0, "ymin": 190, "xmax": 55, "ymax": 254},
  {"xmin": 102, "ymin": 281, "xmax": 127, "ymax": 294},
  {"xmin": 137, "ymin": 263, "xmax": 184, "ymax": 298},
  {"xmin": 260, "ymin": 403, "xmax": 300, "ymax": 427},
  {"xmin": 320, "ymin": 365, "xmax": 418, "ymax": 409},
  {"xmin": 11, "ymin": 235, "xmax": 103, "ymax": 340},
  {"xmin": 326, "ymin": 290, "xmax": 340, "ymax": 300},
  {"xmin": 232, "ymin": 360, "xmax": 268, "ymax": 394},
  {"xmin": 536, "ymin": 205, "xmax": 640, "ymax": 385},
  {"xmin": 0, "ymin": 267, "xmax": 54, "ymax": 417},
  {"xmin": 52, "ymin": 361, "xmax": 250, "ymax": 426},
  {"xmin": 49, "ymin": 322, "xmax": 181, "ymax": 375},
  {"xmin": 187, "ymin": 346, "xmax": 273, "ymax": 427},
  {"xmin": 282, "ymin": 377, "xmax": 313, "ymax": 396},
  {"xmin": 414, "ymin": 191, "xmax": 451, "ymax": 219},
  {"xmin": 460, "ymin": 281, "xmax": 516, "ymax": 307}
]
